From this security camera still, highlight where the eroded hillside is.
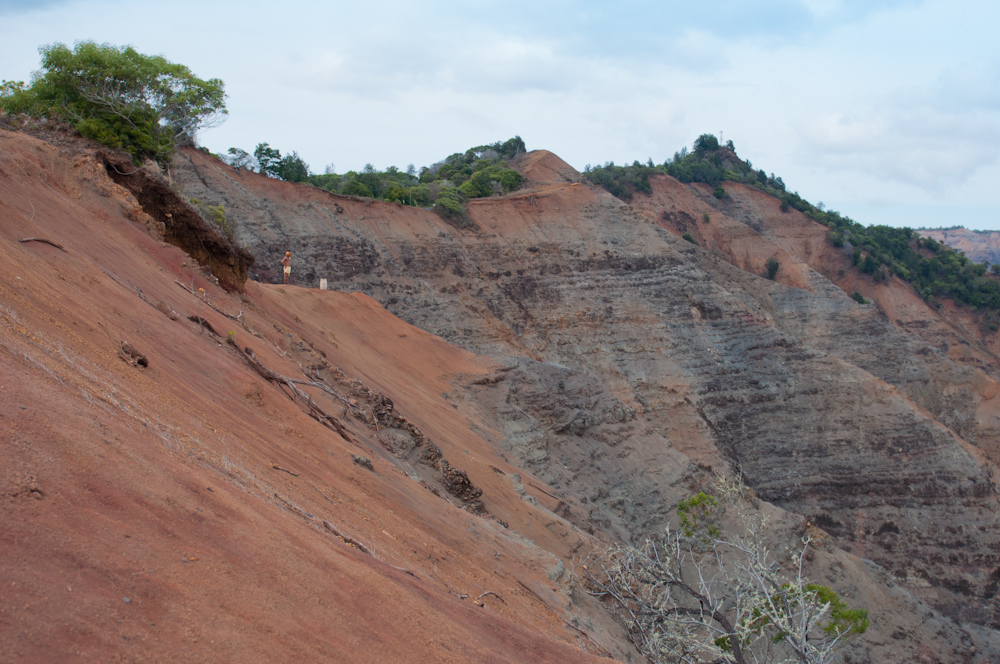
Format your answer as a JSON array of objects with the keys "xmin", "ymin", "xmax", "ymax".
[
  {"xmin": 2, "ymin": 128, "xmax": 999, "ymax": 663},
  {"xmin": 172, "ymin": 144, "xmax": 1000, "ymax": 662},
  {"xmin": 0, "ymin": 130, "xmax": 628, "ymax": 663}
]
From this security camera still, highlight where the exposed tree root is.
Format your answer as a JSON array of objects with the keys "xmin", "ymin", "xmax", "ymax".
[{"xmin": 227, "ymin": 337, "xmax": 354, "ymax": 442}]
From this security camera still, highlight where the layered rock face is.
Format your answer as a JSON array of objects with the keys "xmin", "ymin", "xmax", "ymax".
[{"xmin": 174, "ymin": 148, "xmax": 1000, "ymax": 659}]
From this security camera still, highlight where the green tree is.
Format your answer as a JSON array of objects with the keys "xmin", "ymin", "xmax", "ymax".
[
  {"xmin": 342, "ymin": 180, "xmax": 374, "ymax": 197},
  {"xmin": 276, "ymin": 151, "xmax": 309, "ymax": 182},
  {"xmin": 433, "ymin": 188, "xmax": 472, "ymax": 228},
  {"xmin": 1, "ymin": 41, "xmax": 226, "ymax": 165},
  {"xmin": 693, "ymin": 133, "xmax": 720, "ymax": 155},
  {"xmin": 254, "ymin": 142, "xmax": 282, "ymax": 178}
]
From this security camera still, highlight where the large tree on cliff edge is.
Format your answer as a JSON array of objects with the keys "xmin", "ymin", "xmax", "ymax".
[{"xmin": 1, "ymin": 41, "xmax": 227, "ymax": 165}]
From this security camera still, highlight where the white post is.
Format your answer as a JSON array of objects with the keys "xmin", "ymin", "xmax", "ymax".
[{"xmin": 319, "ymin": 278, "xmax": 328, "ymax": 290}]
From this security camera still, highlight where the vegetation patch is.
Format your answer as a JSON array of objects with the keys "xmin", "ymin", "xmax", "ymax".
[
  {"xmin": 585, "ymin": 134, "xmax": 1000, "ymax": 312},
  {"xmin": 1, "ymin": 41, "xmax": 226, "ymax": 167},
  {"xmin": 221, "ymin": 136, "xmax": 526, "ymax": 226}
]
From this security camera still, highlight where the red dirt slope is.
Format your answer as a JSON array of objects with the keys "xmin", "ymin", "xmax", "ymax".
[{"xmin": 0, "ymin": 130, "xmax": 622, "ymax": 662}]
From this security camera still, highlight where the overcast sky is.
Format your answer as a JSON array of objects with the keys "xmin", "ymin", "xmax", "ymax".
[{"xmin": 2, "ymin": 0, "xmax": 997, "ymax": 230}]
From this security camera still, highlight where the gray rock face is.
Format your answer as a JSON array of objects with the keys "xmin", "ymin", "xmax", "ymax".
[{"xmin": 174, "ymin": 148, "xmax": 1000, "ymax": 658}]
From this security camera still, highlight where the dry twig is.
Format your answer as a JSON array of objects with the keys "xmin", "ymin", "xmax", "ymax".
[
  {"xmin": 175, "ymin": 279, "xmax": 242, "ymax": 321},
  {"xmin": 19, "ymin": 237, "xmax": 66, "ymax": 251},
  {"xmin": 322, "ymin": 520, "xmax": 371, "ymax": 555},
  {"xmin": 308, "ymin": 481, "xmax": 338, "ymax": 504},
  {"xmin": 274, "ymin": 492, "xmax": 315, "ymax": 519},
  {"xmin": 475, "ymin": 591, "xmax": 505, "ymax": 605}
]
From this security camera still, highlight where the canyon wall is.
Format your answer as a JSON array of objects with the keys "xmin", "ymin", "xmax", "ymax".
[{"xmin": 171, "ymin": 146, "xmax": 1000, "ymax": 660}]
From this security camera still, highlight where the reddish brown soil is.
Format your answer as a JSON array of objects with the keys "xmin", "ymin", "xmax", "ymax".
[{"xmin": 0, "ymin": 131, "xmax": 621, "ymax": 662}]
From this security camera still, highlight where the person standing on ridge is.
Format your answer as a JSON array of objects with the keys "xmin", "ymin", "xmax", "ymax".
[{"xmin": 281, "ymin": 250, "xmax": 292, "ymax": 284}]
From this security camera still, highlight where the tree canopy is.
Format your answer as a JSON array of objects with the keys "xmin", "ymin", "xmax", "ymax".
[
  {"xmin": 1, "ymin": 41, "xmax": 227, "ymax": 165},
  {"xmin": 252, "ymin": 142, "xmax": 310, "ymax": 182}
]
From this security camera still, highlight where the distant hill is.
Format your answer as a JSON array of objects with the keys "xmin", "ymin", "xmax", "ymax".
[{"xmin": 919, "ymin": 227, "xmax": 1000, "ymax": 266}]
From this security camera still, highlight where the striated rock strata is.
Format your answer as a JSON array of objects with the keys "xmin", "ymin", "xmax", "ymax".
[{"xmin": 170, "ymin": 147, "xmax": 1000, "ymax": 660}]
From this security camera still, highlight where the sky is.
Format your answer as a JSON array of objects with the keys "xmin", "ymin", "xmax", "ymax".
[{"xmin": 1, "ymin": 0, "xmax": 998, "ymax": 230}]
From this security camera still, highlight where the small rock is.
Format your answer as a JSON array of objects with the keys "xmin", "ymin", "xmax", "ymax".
[
  {"xmin": 351, "ymin": 455, "xmax": 374, "ymax": 471},
  {"xmin": 123, "ymin": 597, "xmax": 131, "ymax": 604}
]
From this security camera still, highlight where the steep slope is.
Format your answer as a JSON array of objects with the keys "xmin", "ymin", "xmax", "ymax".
[
  {"xmin": 173, "ymin": 146, "xmax": 1000, "ymax": 661},
  {"xmin": 631, "ymin": 176, "xmax": 1000, "ymax": 372},
  {"xmin": 1, "ymin": 130, "xmax": 626, "ymax": 663}
]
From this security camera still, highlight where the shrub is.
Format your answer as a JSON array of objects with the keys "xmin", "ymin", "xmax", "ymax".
[
  {"xmin": 189, "ymin": 198, "xmax": 233, "ymax": 239},
  {"xmin": 851, "ymin": 291, "xmax": 867, "ymax": 304},
  {"xmin": 342, "ymin": 180, "xmax": 374, "ymax": 198},
  {"xmin": 585, "ymin": 476, "xmax": 869, "ymax": 664},
  {"xmin": 682, "ymin": 233, "xmax": 697, "ymax": 245},
  {"xmin": 713, "ymin": 186, "xmax": 726, "ymax": 199},
  {"xmin": 432, "ymin": 188, "xmax": 473, "ymax": 229},
  {"xmin": 766, "ymin": 256, "xmax": 780, "ymax": 279}
]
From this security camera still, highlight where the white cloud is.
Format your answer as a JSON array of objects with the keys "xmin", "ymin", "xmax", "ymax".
[
  {"xmin": 1, "ymin": 0, "xmax": 998, "ymax": 229},
  {"xmin": 797, "ymin": 59, "xmax": 1000, "ymax": 192}
]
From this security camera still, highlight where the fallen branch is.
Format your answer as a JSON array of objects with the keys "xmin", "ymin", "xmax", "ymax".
[
  {"xmin": 188, "ymin": 315, "xmax": 220, "ymax": 336},
  {"xmin": 175, "ymin": 279, "xmax": 242, "ymax": 321},
  {"xmin": 322, "ymin": 520, "xmax": 371, "ymax": 555},
  {"xmin": 274, "ymin": 492, "xmax": 315, "ymax": 519},
  {"xmin": 19, "ymin": 237, "xmax": 66, "ymax": 251},
  {"xmin": 228, "ymin": 337, "xmax": 354, "ymax": 442},
  {"xmin": 103, "ymin": 270, "xmax": 173, "ymax": 323},
  {"xmin": 309, "ymin": 481, "xmax": 338, "ymax": 504},
  {"xmin": 528, "ymin": 482, "xmax": 561, "ymax": 500},
  {"xmin": 475, "ymin": 591, "xmax": 505, "ymax": 605},
  {"xmin": 293, "ymin": 373, "xmax": 363, "ymax": 415},
  {"xmin": 272, "ymin": 464, "xmax": 300, "ymax": 477},
  {"xmin": 130, "ymin": 568, "xmax": 159, "ymax": 577}
]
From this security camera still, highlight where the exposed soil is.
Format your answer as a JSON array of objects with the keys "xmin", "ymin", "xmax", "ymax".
[
  {"xmin": 0, "ymin": 130, "xmax": 624, "ymax": 664},
  {"xmin": 4, "ymin": 129, "xmax": 1000, "ymax": 663}
]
